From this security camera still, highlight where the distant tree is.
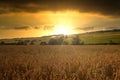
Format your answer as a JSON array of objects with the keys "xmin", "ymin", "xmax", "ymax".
[
  {"xmin": 30, "ymin": 40, "xmax": 36, "ymax": 45},
  {"xmin": 48, "ymin": 37, "xmax": 65, "ymax": 45},
  {"xmin": 40, "ymin": 42, "xmax": 47, "ymax": 45},
  {"xmin": 109, "ymin": 40, "xmax": 113, "ymax": 44},
  {"xmin": 16, "ymin": 40, "xmax": 25, "ymax": 45},
  {"xmin": 24, "ymin": 40, "xmax": 30, "ymax": 45},
  {"xmin": 109, "ymin": 40, "xmax": 117, "ymax": 45},
  {"xmin": 30, "ymin": 41, "xmax": 34, "ymax": 45},
  {"xmin": 63, "ymin": 41, "xmax": 69, "ymax": 45},
  {"xmin": 72, "ymin": 35, "xmax": 81, "ymax": 45},
  {"xmin": 57, "ymin": 36, "xmax": 64, "ymax": 45},
  {"xmin": 80, "ymin": 41, "xmax": 84, "ymax": 45},
  {"xmin": 0, "ymin": 41, "xmax": 5, "ymax": 45},
  {"xmin": 48, "ymin": 38, "xmax": 58, "ymax": 45}
]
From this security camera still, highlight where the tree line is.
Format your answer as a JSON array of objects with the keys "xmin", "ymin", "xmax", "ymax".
[
  {"xmin": 0, "ymin": 35, "xmax": 84, "ymax": 45},
  {"xmin": 0, "ymin": 35, "xmax": 119, "ymax": 45}
]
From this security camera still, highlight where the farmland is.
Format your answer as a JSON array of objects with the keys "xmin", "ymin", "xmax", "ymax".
[
  {"xmin": 0, "ymin": 45, "xmax": 120, "ymax": 80},
  {"xmin": 79, "ymin": 31, "xmax": 120, "ymax": 44},
  {"xmin": 0, "ymin": 30, "xmax": 120, "ymax": 45}
]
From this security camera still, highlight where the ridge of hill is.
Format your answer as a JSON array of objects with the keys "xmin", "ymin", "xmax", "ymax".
[{"xmin": 0, "ymin": 29, "xmax": 120, "ymax": 45}]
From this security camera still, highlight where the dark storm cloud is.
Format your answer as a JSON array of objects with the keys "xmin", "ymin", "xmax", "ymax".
[
  {"xmin": 13, "ymin": 26, "xmax": 32, "ymax": 30},
  {"xmin": 34, "ymin": 26, "xmax": 40, "ymax": 29},
  {"xmin": 0, "ymin": 25, "xmax": 54, "ymax": 30},
  {"xmin": 0, "ymin": 26, "xmax": 32, "ymax": 30},
  {"xmin": 0, "ymin": 0, "xmax": 120, "ymax": 16}
]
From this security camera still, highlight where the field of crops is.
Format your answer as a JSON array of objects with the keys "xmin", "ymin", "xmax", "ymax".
[{"xmin": 0, "ymin": 45, "xmax": 120, "ymax": 80}]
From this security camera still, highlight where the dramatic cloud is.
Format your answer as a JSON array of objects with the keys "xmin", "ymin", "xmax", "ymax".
[
  {"xmin": 0, "ymin": 0, "xmax": 120, "ymax": 17},
  {"xmin": 0, "ymin": 26, "xmax": 33, "ymax": 30},
  {"xmin": 14, "ymin": 26, "xmax": 32, "ymax": 30},
  {"xmin": 0, "ymin": 25, "xmax": 55, "ymax": 31},
  {"xmin": 0, "ymin": 26, "xmax": 32, "ymax": 30},
  {"xmin": 34, "ymin": 26, "xmax": 40, "ymax": 29},
  {"xmin": 43, "ymin": 24, "xmax": 54, "ymax": 30}
]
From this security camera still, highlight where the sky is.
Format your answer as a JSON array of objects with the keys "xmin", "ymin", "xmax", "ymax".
[{"xmin": 0, "ymin": 0, "xmax": 120, "ymax": 39}]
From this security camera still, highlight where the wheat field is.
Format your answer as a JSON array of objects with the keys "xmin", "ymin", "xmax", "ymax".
[{"xmin": 0, "ymin": 45, "xmax": 120, "ymax": 80}]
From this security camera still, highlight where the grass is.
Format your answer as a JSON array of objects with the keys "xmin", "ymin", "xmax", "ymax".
[
  {"xmin": 80, "ymin": 31, "xmax": 120, "ymax": 44},
  {"xmin": 0, "ymin": 45, "xmax": 120, "ymax": 80},
  {"xmin": 1, "ymin": 31, "xmax": 120, "ymax": 45}
]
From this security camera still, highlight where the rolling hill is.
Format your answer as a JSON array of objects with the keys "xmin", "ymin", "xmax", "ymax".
[{"xmin": 0, "ymin": 29, "xmax": 120, "ymax": 45}]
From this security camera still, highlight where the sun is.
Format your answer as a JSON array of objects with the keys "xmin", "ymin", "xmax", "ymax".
[{"xmin": 53, "ymin": 24, "xmax": 73, "ymax": 35}]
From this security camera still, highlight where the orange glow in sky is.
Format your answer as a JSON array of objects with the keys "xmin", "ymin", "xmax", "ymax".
[
  {"xmin": 0, "ymin": 11, "xmax": 114, "ymax": 39},
  {"xmin": 53, "ymin": 24, "xmax": 74, "ymax": 35}
]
